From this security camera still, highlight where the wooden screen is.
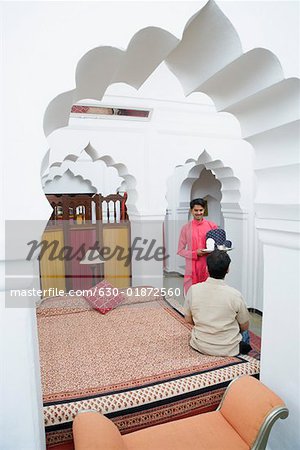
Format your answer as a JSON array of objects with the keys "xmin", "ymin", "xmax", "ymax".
[
  {"xmin": 68, "ymin": 227, "xmax": 98, "ymax": 290},
  {"xmin": 40, "ymin": 229, "xmax": 66, "ymax": 294},
  {"xmin": 103, "ymin": 225, "xmax": 131, "ymax": 288},
  {"xmin": 40, "ymin": 193, "xmax": 131, "ymax": 292}
]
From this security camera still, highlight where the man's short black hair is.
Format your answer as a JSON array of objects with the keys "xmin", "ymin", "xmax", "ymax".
[
  {"xmin": 190, "ymin": 198, "xmax": 206, "ymax": 209},
  {"xmin": 207, "ymin": 250, "xmax": 231, "ymax": 279}
]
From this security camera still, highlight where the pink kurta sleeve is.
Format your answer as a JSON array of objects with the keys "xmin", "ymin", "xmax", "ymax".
[{"xmin": 177, "ymin": 224, "xmax": 198, "ymax": 261}]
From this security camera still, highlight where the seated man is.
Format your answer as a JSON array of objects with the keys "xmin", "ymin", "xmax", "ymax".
[{"xmin": 184, "ymin": 250, "xmax": 252, "ymax": 356}]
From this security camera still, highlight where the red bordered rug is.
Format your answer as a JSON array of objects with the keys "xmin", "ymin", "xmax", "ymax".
[{"xmin": 38, "ymin": 295, "xmax": 260, "ymax": 449}]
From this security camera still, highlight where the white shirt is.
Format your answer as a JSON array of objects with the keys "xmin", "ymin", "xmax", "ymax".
[{"xmin": 184, "ymin": 277, "xmax": 250, "ymax": 356}]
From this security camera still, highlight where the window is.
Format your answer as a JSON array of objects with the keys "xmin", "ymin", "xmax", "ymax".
[{"xmin": 70, "ymin": 104, "xmax": 151, "ymax": 120}]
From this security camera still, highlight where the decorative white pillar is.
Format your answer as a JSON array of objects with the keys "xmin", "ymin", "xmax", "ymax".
[
  {"xmin": 174, "ymin": 205, "xmax": 190, "ymax": 276},
  {"xmin": 164, "ymin": 208, "xmax": 174, "ymax": 272},
  {"xmin": 129, "ymin": 214, "xmax": 166, "ymax": 288},
  {"xmin": 222, "ymin": 208, "xmax": 255, "ymax": 304},
  {"xmin": 164, "ymin": 206, "xmax": 189, "ymax": 274},
  {"xmin": 1, "ymin": 221, "xmax": 47, "ymax": 450},
  {"xmin": 1, "ymin": 297, "xmax": 46, "ymax": 450}
]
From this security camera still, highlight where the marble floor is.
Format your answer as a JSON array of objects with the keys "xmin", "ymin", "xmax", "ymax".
[{"xmin": 163, "ymin": 272, "xmax": 262, "ymax": 337}]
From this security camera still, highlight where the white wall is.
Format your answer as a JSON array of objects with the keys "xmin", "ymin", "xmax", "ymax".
[
  {"xmin": 45, "ymin": 93, "xmax": 244, "ymax": 210},
  {"xmin": 43, "ymin": 91, "xmax": 252, "ymax": 295},
  {"xmin": 1, "ymin": 2, "xmax": 299, "ymax": 449},
  {"xmin": 259, "ymin": 236, "xmax": 300, "ymax": 450},
  {"xmin": 220, "ymin": 1, "xmax": 299, "ymax": 79}
]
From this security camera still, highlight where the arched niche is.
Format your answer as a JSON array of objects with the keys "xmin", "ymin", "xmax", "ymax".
[{"xmin": 165, "ymin": 149, "xmax": 247, "ymax": 296}]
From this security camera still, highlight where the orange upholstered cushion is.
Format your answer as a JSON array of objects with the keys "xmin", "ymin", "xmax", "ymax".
[
  {"xmin": 73, "ymin": 412, "xmax": 127, "ymax": 450},
  {"xmin": 123, "ymin": 412, "xmax": 248, "ymax": 450},
  {"xmin": 220, "ymin": 376, "xmax": 285, "ymax": 447}
]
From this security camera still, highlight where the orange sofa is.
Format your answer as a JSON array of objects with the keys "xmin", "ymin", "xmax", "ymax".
[{"xmin": 73, "ymin": 375, "xmax": 288, "ymax": 450}]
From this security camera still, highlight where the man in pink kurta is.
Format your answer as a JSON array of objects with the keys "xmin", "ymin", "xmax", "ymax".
[{"xmin": 178, "ymin": 198, "xmax": 218, "ymax": 294}]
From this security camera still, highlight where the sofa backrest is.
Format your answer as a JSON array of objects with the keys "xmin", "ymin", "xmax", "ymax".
[{"xmin": 219, "ymin": 376, "xmax": 286, "ymax": 448}]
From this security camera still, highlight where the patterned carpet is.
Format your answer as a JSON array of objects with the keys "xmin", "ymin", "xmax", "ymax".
[
  {"xmin": 248, "ymin": 331, "xmax": 261, "ymax": 360},
  {"xmin": 37, "ymin": 293, "xmax": 260, "ymax": 448}
]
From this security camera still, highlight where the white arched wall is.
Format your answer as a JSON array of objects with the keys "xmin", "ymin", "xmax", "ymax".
[
  {"xmin": 44, "ymin": 170, "xmax": 97, "ymax": 194},
  {"xmin": 43, "ymin": 63, "xmax": 242, "ymax": 218},
  {"xmin": 45, "ymin": 120, "xmax": 251, "ymax": 288},
  {"xmin": 2, "ymin": 2, "xmax": 299, "ymax": 450},
  {"xmin": 40, "ymin": 7, "xmax": 299, "ymax": 432},
  {"xmin": 164, "ymin": 150, "xmax": 253, "ymax": 302},
  {"xmin": 170, "ymin": 165, "xmax": 224, "ymax": 277},
  {"xmin": 45, "ymin": 143, "xmax": 139, "ymax": 217},
  {"xmin": 42, "ymin": 155, "xmax": 124, "ymax": 196}
]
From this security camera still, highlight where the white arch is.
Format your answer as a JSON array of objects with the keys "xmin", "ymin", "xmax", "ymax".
[
  {"xmin": 42, "ymin": 156, "xmax": 124, "ymax": 196},
  {"xmin": 179, "ymin": 150, "xmax": 241, "ymax": 210},
  {"xmin": 43, "ymin": 26, "xmax": 179, "ymax": 137},
  {"xmin": 44, "ymin": 169, "xmax": 97, "ymax": 194},
  {"xmin": 43, "ymin": 143, "xmax": 138, "ymax": 215},
  {"xmin": 42, "ymin": 0, "xmax": 299, "ymax": 217},
  {"xmin": 165, "ymin": 149, "xmax": 247, "ymax": 293}
]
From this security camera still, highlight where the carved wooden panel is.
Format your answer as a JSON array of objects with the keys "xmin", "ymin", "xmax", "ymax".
[
  {"xmin": 103, "ymin": 226, "xmax": 131, "ymax": 288},
  {"xmin": 40, "ymin": 229, "xmax": 66, "ymax": 295}
]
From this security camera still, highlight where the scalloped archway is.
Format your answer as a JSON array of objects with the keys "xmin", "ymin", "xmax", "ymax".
[
  {"xmin": 41, "ymin": 0, "xmax": 299, "ymax": 310},
  {"xmin": 165, "ymin": 149, "xmax": 248, "ymax": 293},
  {"xmin": 178, "ymin": 150, "xmax": 241, "ymax": 211},
  {"xmin": 42, "ymin": 0, "xmax": 299, "ymax": 223},
  {"xmin": 43, "ymin": 143, "xmax": 138, "ymax": 215}
]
